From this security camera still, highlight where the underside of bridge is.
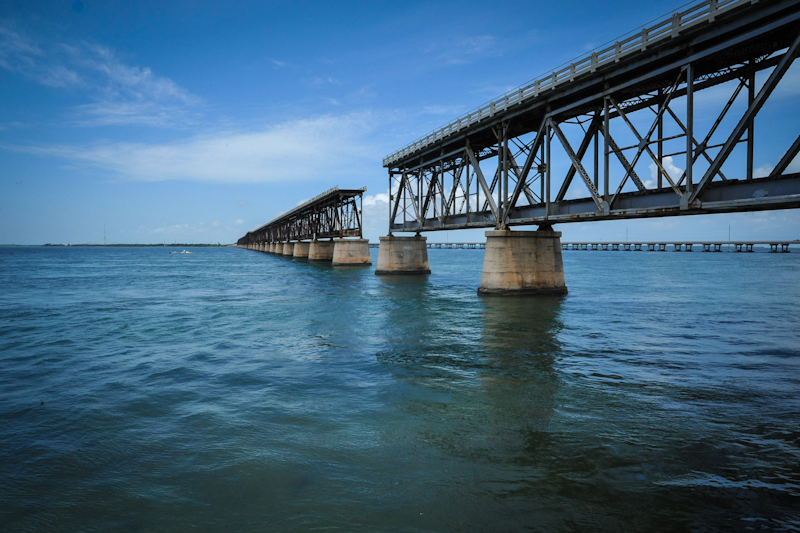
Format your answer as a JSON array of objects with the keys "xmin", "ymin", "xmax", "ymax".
[{"xmin": 378, "ymin": 0, "xmax": 800, "ymax": 293}]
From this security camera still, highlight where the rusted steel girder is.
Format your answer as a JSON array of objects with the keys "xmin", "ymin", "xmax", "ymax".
[
  {"xmin": 385, "ymin": 0, "xmax": 800, "ymax": 232},
  {"xmin": 237, "ymin": 186, "xmax": 365, "ymax": 246}
]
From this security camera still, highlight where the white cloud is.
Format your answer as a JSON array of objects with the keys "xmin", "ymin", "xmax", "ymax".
[
  {"xmin": 754, "ymin": 163, "xmax": 774, "ymax": 178},
  {"xmin": 362, "ymin": 191, "xmax": 391, "ymax": 241},
  {"xmin": 363, "ymin": 192, "xmax": 389, "ymax": 206},
  {"xmin": 235, "ymin": 219, "xmax": 244, "ymax": 225},
  {"xmin": 0, "ymin": 24, "xmax": 199, "ymax": 127},
  {"xmin": 5, "ymin": 113, "xmax": 380, "ymax": 183},
  {"xmin": 647, "ymin": 156, "xmax": 683, "ymax": 188}
]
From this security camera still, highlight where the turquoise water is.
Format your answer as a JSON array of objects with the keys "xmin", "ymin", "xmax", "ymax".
[{"xmin": 1, "ymin": 246, "xmax": 799, "ymax": 531}]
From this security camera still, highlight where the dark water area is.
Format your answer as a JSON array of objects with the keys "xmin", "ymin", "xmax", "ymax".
[{"xmin": 1, "ymin": 245, "xmax": 799, "ymax": 532}]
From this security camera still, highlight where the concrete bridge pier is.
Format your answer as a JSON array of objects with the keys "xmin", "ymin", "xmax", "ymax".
[
  {"xmin": 308, "ymin": 239, "xmax": 335, "ymax": 261},
  {"xmin": 282, "ymin": 242, "xmax": 295, "ymax": 256},
  {"xmin": 478, "ymin": 226, "xmax": 567, "ymax": 296},
  {"xmin": 332, "ymin": 238, "xmax": 372, "ymax": 266},
  {"xmin": 375, "ymin": 235, "xmax": 430, "ymax": 275},
  {"xmin": 293, "ymin": 241, "xmax": 310, "ymax": 258}
]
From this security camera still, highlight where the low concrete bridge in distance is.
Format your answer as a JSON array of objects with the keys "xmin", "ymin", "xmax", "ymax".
[
  {"xmin": 562, "ymin": 240, "xmax": 798, "ymax": 252},
  {"xmin": 375, "ymin": 0, "xmax": 800, "ymax": 295},
  {"xmin": 236, "ymin": 186, "xmax": 371, "ymax": 265},
  {"xmin": 410, "ymin": 240, "xmax": 796, "ymax": 251}
]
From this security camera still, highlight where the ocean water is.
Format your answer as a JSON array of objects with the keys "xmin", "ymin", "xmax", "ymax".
[{"xmin": 1, "ymin": 245, "xmax": 799, "ymax": 532}]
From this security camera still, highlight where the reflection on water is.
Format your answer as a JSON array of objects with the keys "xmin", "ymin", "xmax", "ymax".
[{"xmin": 480, "ymin": 294, "xmax": 564, "ymax": 359}]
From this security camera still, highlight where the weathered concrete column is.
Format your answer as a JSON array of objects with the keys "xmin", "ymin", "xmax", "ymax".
[
  {"xmin": 282, "ymin": 242, "xmax": 294, "ymax": 256},
  {"xmin": 308, "ymin": 239, "xmax": 335, "ymax": 261},
  {"xmin": 293, "ymin": 241, "xmax": 310, "ymax": 258},
  {"xmin": 332, "ymin": 238, "xmax": 372, "ymax": 266},
  {"xmin": 478, "ymin": 228, "xmax": 567, "ymax": 295},
  {"xmin": 260, "ymin": 243, "xmax": 266, "ymax": 252},
  {"xmin": 375, "ymin": 235, "xmax": 430, "ymax": 275},
  {"xmin": 270, "ymin": 243, "xmax": 277, "ymax": 253}
]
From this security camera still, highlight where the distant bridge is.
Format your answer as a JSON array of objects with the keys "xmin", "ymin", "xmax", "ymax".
[
  {"xmin": 236, "ymin": 186, "xmax": 372, "ymax": 265},
  {"xmin": 377, "ymin": 240, "xmax": 797, "ymax": 252},
  {"xmin": 237, "ymin": 186, "xmax": 365, "ymax": 245},
  {"xmin": 561, "ymin": 240, "xmax": 797, "ymax": 252},
  {"xmin": 384, "ymin": 0, "xmax": 800, "ymax": 233}
]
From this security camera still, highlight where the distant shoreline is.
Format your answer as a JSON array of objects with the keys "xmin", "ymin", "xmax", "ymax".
[{"xmin": 0, "ymin": 244, "xmax": 233, "ymax": 247}]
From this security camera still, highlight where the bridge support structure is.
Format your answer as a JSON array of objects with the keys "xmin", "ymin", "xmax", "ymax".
[
  {"xmin": 293, "ymin": 242, "xmax": 310, "ymax": 258},
  {"xmin": 478, "ymin": 227, "xmax": 567, "ymax": 296},
  {"xmin": 332, "ymin": 239, "xmax": 372, "ymax": 266},
  {"xmin": 282, "ymin": 242, "xmax": 294, "ymax": 256},
  {"xmin": 375, "ymin": 235, "xmax": 430, "ymax": 275},
  {"xmin": 308, "ymin": 239, "xmax": 335, "ymax": 261}
]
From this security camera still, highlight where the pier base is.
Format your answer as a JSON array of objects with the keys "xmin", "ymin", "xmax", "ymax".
[
  {"xmin": 269, "ymin": 243, "xmax": 276, "ymax": 253},
  {"xmin": 478, "ymin": 228, "xmax": 567, "ymax": 296},
  {"xmin": 308, "ymin": 240, "xmax": 335, "ymax": 261},
  {"xmin": 282, "ymin": 242, "xmax": 294, "ymax": 256},
  {"xmin": 332, "ymin": 238, "xmax": 372, "ymax": 266},
  {"xmin": 293, "ymin": 241, "xmax": 310, "ymax": 258},
  {"xmin": 375, "ymin": 235, "xmax": 430, "ymax": 275}
]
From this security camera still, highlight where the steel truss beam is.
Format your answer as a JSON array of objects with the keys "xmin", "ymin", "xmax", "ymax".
[{"xmin": 385, "ymin": 1, "xmax": 800, "ymax": 233}]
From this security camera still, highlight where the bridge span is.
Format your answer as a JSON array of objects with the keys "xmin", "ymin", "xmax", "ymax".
[
  {"xmin": 236, "ymin": 186, "xmax": 371, "ymax": 265},
  {"xmin": 375, "ymin": 0, "xmax": 800, "ymax": 294}
]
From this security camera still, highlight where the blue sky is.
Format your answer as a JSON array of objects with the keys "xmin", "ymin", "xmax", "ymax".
[{"xmin": 1, "ymin": 0, "xmax": 799, "ymax": 244}]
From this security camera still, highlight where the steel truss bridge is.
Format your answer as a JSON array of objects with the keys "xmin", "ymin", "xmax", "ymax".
[
  {"xmin": 237, "ymin": 186, "xmax": 366, "ymax": 246},
  {"xmin": 384, "ymin": 0, "xmax": 800, "ymax": 233}
]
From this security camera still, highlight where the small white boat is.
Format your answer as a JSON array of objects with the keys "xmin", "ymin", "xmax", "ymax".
[
  {"xmin": 181, "ymin": 250, "xmax": 193, "ymax": 254},
  {"xmin": 169, "ymin": 251, "xmax": 179, "ymax": 254}
]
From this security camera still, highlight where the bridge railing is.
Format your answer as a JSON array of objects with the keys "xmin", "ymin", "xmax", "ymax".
[{"xmin": 383, "ymin": 0, "xmax": 748, "ymax": 167}]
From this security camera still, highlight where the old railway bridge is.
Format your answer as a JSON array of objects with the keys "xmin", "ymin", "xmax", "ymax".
[
  {"xmin": 372, "ymin": 0, "xmax": 800, "ymax": 294},
  {"xmin": 236, "ymin": 187, "xmax": 371, "ymax": 265},
  {"xmin": 239, "ymin": 0, "xmax": 800, "ymax": 294}
]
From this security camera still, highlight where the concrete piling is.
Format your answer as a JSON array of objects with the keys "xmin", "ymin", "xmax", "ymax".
[
  {"xmin": 293, "ymin": 241, "xmax": 310, "ymax": 258},
  {"xmin": 478, "ymin": 228, "xmax": 567, "ymax": 296},
  {"xmin": 375, "ymin": 235, "xmax": 430, "ymax": 275},
  {"xmin": 308, "ymin": 240, "xmax": 335, "ymax": 261},
  {"xmin": 331, "ymin": 238, "xmax": 372, "ymax": 266},
  {"xmin": 282, "ymin": 242, "xmax": 295, "ymax": 256}
]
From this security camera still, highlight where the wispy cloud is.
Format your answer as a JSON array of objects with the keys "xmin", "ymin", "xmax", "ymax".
[
  {"xmin": 427, "ymin": 34, "xmax": 499, "ymax": 65},
  {"xmin": 5, "ymin": 112, "xmax": 381, "ymax": 183},
  {"xmin": 0, "ymin": 23, "xmax": 200, "ymax": 127}
]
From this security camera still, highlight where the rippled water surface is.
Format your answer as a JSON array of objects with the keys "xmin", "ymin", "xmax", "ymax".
[{"xmin": 1, "ymin": 245, "xmax": 799, "ymax": 531}]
